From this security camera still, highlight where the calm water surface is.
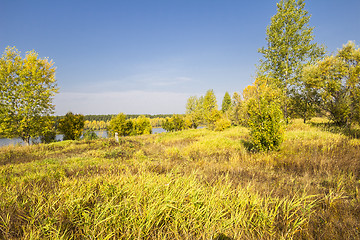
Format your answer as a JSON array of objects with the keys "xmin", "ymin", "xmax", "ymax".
[{"xmin": 0, "ymin": 128, "xmax": 166, "ymax": 147}]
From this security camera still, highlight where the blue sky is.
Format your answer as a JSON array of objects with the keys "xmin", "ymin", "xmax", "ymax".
[{"xmin": 1, "ymin": 0, "xmax": 359, "ymax": 115}]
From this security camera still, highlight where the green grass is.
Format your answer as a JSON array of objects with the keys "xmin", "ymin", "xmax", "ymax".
[{"xmin": 1, "ymin": 120, "xmax": 360, "ymax": 239}]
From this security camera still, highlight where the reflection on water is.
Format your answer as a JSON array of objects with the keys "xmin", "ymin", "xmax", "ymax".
[
  {"xmin": 0, "ymin": 128, "xmax": 166, "ymax": 147},
  {"xmin": 0, "ymin": 135, "xmax": 64, "ymax": 147}
]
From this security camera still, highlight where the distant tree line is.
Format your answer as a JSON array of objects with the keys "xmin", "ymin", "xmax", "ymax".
[
  {"xmin": 82, "ymin": 114, "xmax": 173, "ymax": 122},
  {"xmin": 84, "ymin": 120, "xmax": 108, "ymax": 131},
  {"xmin": 53, "ymin": 114, "xmax": 174, "ymax": 131},
  {"xmin": 84, "ymin": 115, "xmax": 114, "ymax": 122},
  {"xmin": 127, "ymin": 114, "xmax": 173, "ymax": 119}
]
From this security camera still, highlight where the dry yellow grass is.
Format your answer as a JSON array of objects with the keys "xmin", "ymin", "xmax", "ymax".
[{"xmin": 1, "ymin": 119, "xmax": 360, "ymax": 239}]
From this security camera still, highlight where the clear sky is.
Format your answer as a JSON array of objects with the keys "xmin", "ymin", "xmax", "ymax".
[{"xmin": 1, "ymin": 0, "xmax": 359, "ymax": 115}]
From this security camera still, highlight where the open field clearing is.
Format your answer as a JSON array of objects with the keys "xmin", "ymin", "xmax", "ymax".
[{"xmin": 1, "ymin": 119, "xmax": 360, "ymax": 239}]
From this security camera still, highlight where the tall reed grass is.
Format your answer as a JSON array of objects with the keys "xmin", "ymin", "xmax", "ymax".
[{"xmin": 1, "ymin": 119, "xmax": 360, "ymax": 239}]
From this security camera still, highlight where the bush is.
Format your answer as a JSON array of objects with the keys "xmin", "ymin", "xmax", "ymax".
[
  {"xmin": 133, "ymin": 116, "xmax": 152, "ymax": 135},
  {"xmin": 214, "ymin": 117, "xmax": 231, "ymax": 131},
  {"xmin": 40, "ymin": 129, "xmax": 57, "ymax": 143},
  {"xmin": 58, "ymin": 112, "xmax": 85, "ymax": 140},
  {"xmin": 82, "ymin": 130, "xmax": 98, "ymax": 140},
  {"xmin": 207, "ymin": 109, "xmax": 222, "ymax": 130},
  {"xmin": 162, "ymin": 115, "xmax": 186, "ymax": 132},
  {"xmin": 246, "ymin": 81, "xmax": 284, "ymax": 151}
]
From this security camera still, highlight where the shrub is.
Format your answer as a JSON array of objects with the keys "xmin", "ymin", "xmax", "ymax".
[
  {"xmin": 58, "ymin": 112, "xmax": 85, "ymax": 140},
  {"xmin": 214, "ymin": 117, "xmax": 231, "ymax": 131},
  {"xmin": 82, "ymin": 130, "xmax": 98, "ymax": 140},
  {"xmin": 162, "ymin": 115, "xmax": 186, "ymax": 132},
  {"xmin": 162, "ymin": 118, "xmax": 174, "ymax": 132},
  {"xmin": 207, "ymin": 109, "xmax": 222, "ymax": 130},
  {"xmin": 246, "ymin": 80, "xmax": 284, "ymax": 151},
  {"xmin": 133, "ymin": 116, "xmax": 152, "ymax": 135},
  {"xmin": 40, "ymin": 129, "xmax": 57, "ymax": 143}
]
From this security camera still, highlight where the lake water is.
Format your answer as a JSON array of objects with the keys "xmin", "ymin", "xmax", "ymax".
[{"xmin": 0, "ymin": 128, "xmax": 166, "ymax": 147}]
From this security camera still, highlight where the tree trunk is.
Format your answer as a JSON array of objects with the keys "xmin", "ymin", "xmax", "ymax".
[
  {"xmin": 303, "ymin": 101, "xmax": 307, "ymax": 124},
  {"xmin": 22, "ymin": 136, "xmax": 31, "ymax": 146}
]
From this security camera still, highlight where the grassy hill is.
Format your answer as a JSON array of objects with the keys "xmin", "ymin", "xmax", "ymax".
[{"xmin": 1, "ymin": 119, "xmax": 360, "ymax": 239}]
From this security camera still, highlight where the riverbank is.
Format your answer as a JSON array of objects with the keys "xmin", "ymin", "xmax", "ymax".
[{"xmin": 0, "ymin": 128, "xmax": 166, "ymax": 147}]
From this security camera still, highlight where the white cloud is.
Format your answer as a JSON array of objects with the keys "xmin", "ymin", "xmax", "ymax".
[{"xmin": 54, "ymin": 91, "xmax": 189, "ymax": 115}]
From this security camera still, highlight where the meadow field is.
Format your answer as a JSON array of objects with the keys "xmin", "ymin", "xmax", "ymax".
[{"xmin": 1, "ymin": 119, "xmax": 360, "ymax": 239}]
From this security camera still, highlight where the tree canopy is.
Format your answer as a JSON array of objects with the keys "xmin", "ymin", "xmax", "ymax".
[
  {"xmin": 185, "ymin": 96, "xmax": 203, "ymax": 128},
  {"xmin": 258, "ymin": 0, "xmax": 325, "ymax": 120},
  {"xmin": 203, "ymin": 89, "xmax": 218, "ymax": 126},
  {"xmin": 0, "ymin": 46, "xmax": 58, "ymax": 144},
  {"xmin": 221, "ymin": 92, "xmax": 232, "ymax": 113},
  {"xmin": 58, "ymin": 112, "xmax": 85, "ymax": 140},
  {"xmin": 303, "ymin": 41, "xmax": 360, "ymax": 127}
]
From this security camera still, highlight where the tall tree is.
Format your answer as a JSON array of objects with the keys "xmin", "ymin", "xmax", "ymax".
[
  {"xmin": 203, "ymin": 89, "xmax": 218, "ymax": 112},
  {"xmin": 230, "ymin": 92, "xmax": 243, "ymax": 126},
  {"xmin": 258, "ymin": 0, "xmax": 325, "ymax": 121},
  {"xmin": 0, "ymin": 47, "xmax": 58, "ymax": 145},
  {"xmin": 303, "ymin": 41, "xmax": 360, "ymax": 127},
  {"xmin": 203, "ymin": 89, "xmax": 218, "ymax": 125},
  {"xmin": 185, "ymin": 96, "xmax": 203, "ymax": 128},
  {"xmin": 221, "ymin": 92, "xmax": 232, "ymax": 113},
  {"xmin": 108, "ymin": 113, "xmax": 127, "ymax": 137}
]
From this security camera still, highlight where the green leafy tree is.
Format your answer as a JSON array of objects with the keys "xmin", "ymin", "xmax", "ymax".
[
  {"xmin": 172, "ymin": 114, "xmax": 186, "ymax": 131},
  {"xmin": 183, "ymin": 115, "xmax": 194, "ymax": 129},
  {"xmin": 185, "ymin": 96, "xmax": 203, "ymax": 128},
  {"xmin": 207, "ymin": 109, "xmax": 222, "ymax": 130},
  {"xmin": 0, "ymin": 47, "xmax": 58, "ymax": 145},
  {"xmin": 203, "ymin": 89, "xmax": 218, "ymax": 126},
  {"xmin": 162, "ymin": 117, "xmax": 175, "ymax": 132},
  {"xmin": 123, "ymin": 120, "xmax": 134, "ymax": 136},
  {"xmin": 108, "ymin": 113, "xmax": 127, "ymax": 137},
  {"xmin": 288, "ymin": 86, "xmax": 318, "ymax": 123},
  {"xmin": 133, "ymin": 115, "xmax": 152, "ymax": 135},
  {"xmin": 161, "ymin": 114, "xmax": 186, "ymax": 132},
  {"xmin": 303, "ymin": 41, "xmax": 360, "ymax": 127},
  {"xmin": 221, "ymin": 92, "xmax": 232, "ymax": 113},
  {"xmin": 229, "ymin": 92, "xmax": 243, "ymax": 126},
  {"xmin": 246, "ymin": 79, "xmax": 284, "ymax": 151},
  {"xmin": 258, "ymin": 0, "xmax": 325, "ymax": 121},
  {"xmin": 40, "ymin": 116, "xmax": 57, "ymax": 143},
  {"xmin": 58, "ymin": 112, "xmax": 85, "ymax": 140}
]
